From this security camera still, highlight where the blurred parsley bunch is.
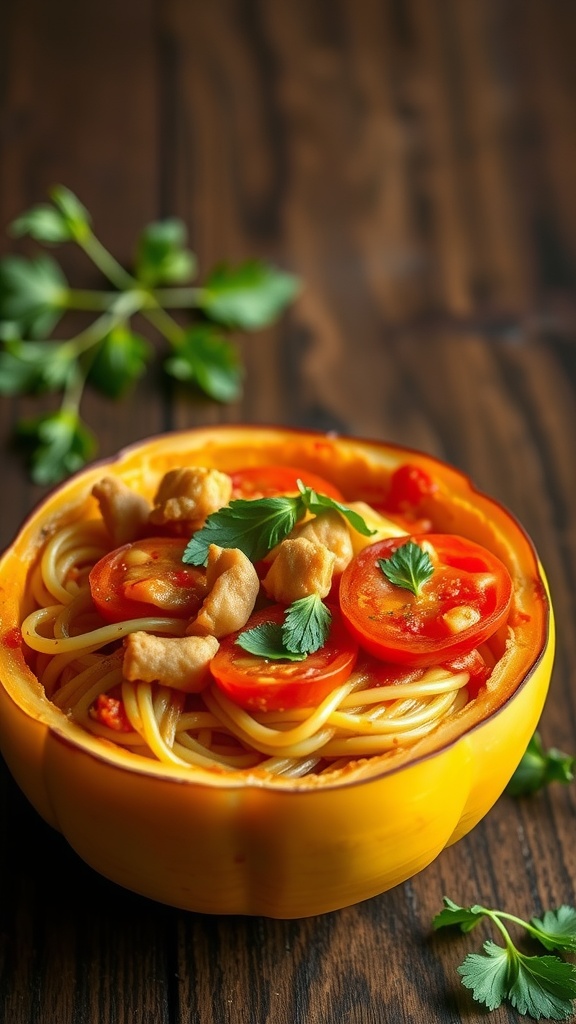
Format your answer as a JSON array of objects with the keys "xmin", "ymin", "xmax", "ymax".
[{"xmin": 0, "ymin": 186, "xmax": 300, "ymax": 484}]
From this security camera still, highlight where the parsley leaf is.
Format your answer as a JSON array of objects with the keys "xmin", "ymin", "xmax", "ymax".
[
  {"xmin": 183, "ymin": 485, "xmax": 376, "ymax": 567},
  {"xmin": 236, "ymin": 595, "xmax": 332, "ymax": 660},
  {"xmin": 10, "ymin": 204, "xmax": 74, "ymax": 245},
  {"xmin": 0, "ymin": 253, "xmax": 67, "ymax": 337},
  {"xmin": 164, "ymin": 323, "xmax": 243, "ymax": 402},
  {"xmin": 134, "ymin": 218, "xmax": 197, "ymax": 287},
  {"xmin": 457, "ymin": 942, "xmax": 511, "ymax": 1012},
  {"xmin": 459, "ymin": 943, "xmax": 576, "ymax": 1018},
  {"xmin": 298, "ymin": 482, "xmax": 376, "ymax": 537},
  {"xmin": 530, "ymin": 908, "xmax": 576, "ymax": 953},
  {"xmin": 432, "ymin": 897, "xmax": 485, "ymax": 933},
  {"xmin": 434, "ymin": 897, "xmax": 576, "ymax": 1020},
  {"xmin": 183, "ymin": 495, "xmax": 303, "ymax": 566},
  {"xmin": 282, "ymin": 594, "xmax": 332, "ymax": 655},
  {"xmin": 87, "ymin": 325, "xmax": 152, "ymax": 398},
  {"xmin": 236, "ymin": 621, "xmax": 307, "ymax": 662},
  {"xmin": 197, "ymin": 260, "xmax": 300, "ymax": 330},
  {"xmin": 17, "ymin": 409, "xmax": 97, "ymax": 486},
  {"xmin": 506, "ymin": 731, "xmax": 575, "ymax": 797},
  {"xmin": 10, "ymin": 186, "xmax": 91, "ymax": 246},
  {"xmin": 378, "ymin": 540, "xmax": 434, "ymax": 596},
  {"xmin": 0, "ymin": 340, "xmax": 76, "ymax": 394},
  {"xmin": 509, "ymin": 954, "xmax": 576, "ymax": 1020}
]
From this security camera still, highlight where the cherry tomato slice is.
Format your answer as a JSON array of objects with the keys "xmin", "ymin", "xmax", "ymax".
[
  {"xmin": 229, "ymin": 465, "xmax": 344, "ymax": 501},
  {"xmin": 210, "ymin": 604, "xmax": 358, "ymax": 712},
  {"xmin": 89, "ymin": 537, "xmax": 207, "ymax": 623},
  {"xmin": 339, "ymin": 534, "xmax": 513, "ymax": 667}
]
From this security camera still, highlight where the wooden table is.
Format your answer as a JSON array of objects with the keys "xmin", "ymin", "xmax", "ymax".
[{"xmin": 1, "ymin": 2, "xmax": 575, "ymax": 1021}]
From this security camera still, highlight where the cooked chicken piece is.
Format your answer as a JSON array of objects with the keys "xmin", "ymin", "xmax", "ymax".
[
  {"xmin": 290, "ymin": 510, "xmax": 353, "ymax": 574},
  {"xmin": 149, "ymin": 467, "xmax": 232, "ymax": 529},
  {"xmin": 91, "ymin": 477, "xmax": 151, "ymax": 545},
  {"xmin": 123, "ymin": 631, "xmax": 219, "ymax": 692},
  {"xmin": 263, "ymin": 537, "xmax": 335, "ymax": 603},
  {"xmin": 187, "ymin": 545, "xmax": 260, "ymax": 639}
]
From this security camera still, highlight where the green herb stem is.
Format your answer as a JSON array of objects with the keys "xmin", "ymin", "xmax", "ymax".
[
  {"xmin": 151, "ymin": 287, "xmax": 204, "ymax": 308},
  {"xmin": 494, "ymin": 910, "xmax": 563, "ymax": 946},
  {"xmin": 60, "ymin": 297, "xmax": 144, "ymax": 420},
  {"xmin": 65, "ymin": 287, "xmax": 190, "ymax": 348},
  {"xmin": 64, "ymin": 289, "xmax": 120, "ymax": 312},
  {"xmin": 141, "ymin": 304, "xmax": 186, "ymax": 347},
  {"xmin": 78, "ymin": 231, "xmax": 137, "ymax": 291},
  {"xmin": 61, "ymin": 291, "xmax": 144, "ymax": 360},
  {"xmin": 60, "ymin": 362, "xmax": 86, "ymax": 417},
  {"xmin": 481, "ymin": 910, "xmax": 519, "ymax": 956}
]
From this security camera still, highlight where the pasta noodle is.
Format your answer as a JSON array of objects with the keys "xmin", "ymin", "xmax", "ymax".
[{"xmin": 20, "ymin": 471, "xmax": 492, "ymax": 780}]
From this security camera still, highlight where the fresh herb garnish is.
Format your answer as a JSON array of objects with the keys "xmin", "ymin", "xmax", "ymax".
[
  {"xmin": 506, "ymin": 731, "xmax": 575, "ymax": 797},
  {"xmin": 184, "ymin": 495, "xmax": 303, "ymax": 566},
  {"xmin": 283, "ymin": 594, "xmax": 332, "ymax": 655},
  {"xmin": 378, "ymin": 539, "xmax": 434, "ymax": 597},
  {"xmin": 183, "ymin": 483, "xmax": 375, "ymax": 566},
  {"xmin": 237, "ymin": 595, "xmax": 332, "ymax": 660},
  {"xmin": 295, "ymin": 480, "xmax": 378, "ymax": 536},
  {"xmin": 434, "ymin": 897, "xmax": 576, "ymax": 1019},
  {"xmin": 0, "ymin": 185, "xmax": 300, "ymax": 483},
  {"xmin": 236, "ymin": 620, "xmax": 307, "ymax": 662}
]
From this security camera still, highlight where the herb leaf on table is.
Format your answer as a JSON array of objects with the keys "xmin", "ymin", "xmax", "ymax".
[
  {"xmin": 506, "ymin": 731, "xmax": 575, "ymax": 797},
  {"xmin": 434, "ymin": 897, "xmax": 576, "ymax": 1020},
  {"xmin": 0, "ymin": 185, "xmax": 300, "ymax": 484}
]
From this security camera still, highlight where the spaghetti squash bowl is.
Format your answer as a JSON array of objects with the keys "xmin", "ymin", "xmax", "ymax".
[{"xmin": 0, "ymin": 426, "xmax": 553, "ymax": 917}]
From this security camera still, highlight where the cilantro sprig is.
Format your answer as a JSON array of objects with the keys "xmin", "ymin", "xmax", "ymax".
[
  {"xmin": 237, "ymin": 595, "xmax": 332, "ymax": 660},
  {"xmin": 506, "ymin": 731, "xmax": 575, "ymax": 797},
  {"xmin": 0, "ymin": 185, "xmax": 300, "ymax": 483},
  {"xmin": 183, "ymin": 482, "xmax": 375, "ymax": 566},
  {"xmin": 434, "ymin": 897, "xmax": 576, "ymax": 1019},
  {"xmin": 378, "ymin": 539, "xmax": 434, "ymax": 597}
]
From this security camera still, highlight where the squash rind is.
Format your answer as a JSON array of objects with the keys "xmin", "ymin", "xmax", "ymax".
[{"xmin": 0, "ymin": 426, "xmax": 553, "ymax": 917}]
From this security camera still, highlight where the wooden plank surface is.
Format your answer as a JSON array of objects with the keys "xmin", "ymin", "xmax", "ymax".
[{"xmin": 1, "ymin": 1, "xmax": 576, "ymax": 1021}]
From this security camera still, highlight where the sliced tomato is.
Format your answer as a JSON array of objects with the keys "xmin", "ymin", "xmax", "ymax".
[
  {"xmin": 210, "ymin": 604, "xmax": 358, "ymax": 712},
  {"xmin": 229, "ymin": 465, "xmax": 344, "ymax": 501},
  {"xmin": 89, "ymin": 537, "xmax": 207, "ymax": 623},
  {"xmin": 339, "ymin": 534, "xmax": 513, "ymax": 667}
]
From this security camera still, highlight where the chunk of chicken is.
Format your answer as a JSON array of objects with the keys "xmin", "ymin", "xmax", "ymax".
[
  {"xmin": 187, "ymin": 545, "xmax": 260, "ymax": 639},
  {"xmin": 91, "ymin": 477, "xmax": 151, "ymax": 545},
  {"xmin": 123, "ymin": 631, "xmax": 219, "ymax": 692},
  {"xmin": 149, "ymin": 467, "xmax": 232, "ymax": 530},
  {"xmin": 263, "ymin": 537, "xmax": 335, "ymax": 603},
  {"xmin": 290, "ymin": 510, "xmax": 353, "ymax": 574}
]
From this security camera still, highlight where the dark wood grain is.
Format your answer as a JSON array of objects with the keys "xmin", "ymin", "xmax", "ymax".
[{"xmin": 2, "ymin": 1, "xmax": 576, "ymax": 1021}]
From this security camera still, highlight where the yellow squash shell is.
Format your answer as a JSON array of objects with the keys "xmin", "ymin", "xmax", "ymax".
[{"xmin": 0, "ymin": 426, "xmax": 553, "ymax": 917}]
